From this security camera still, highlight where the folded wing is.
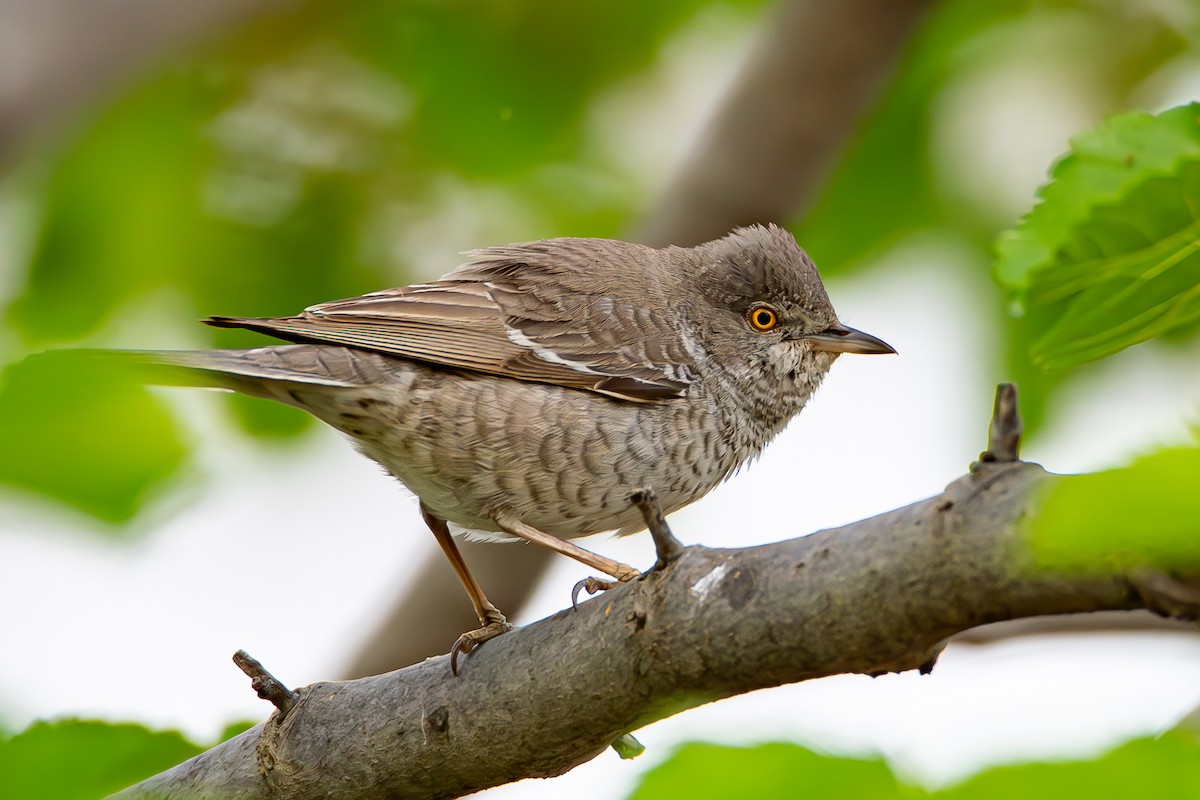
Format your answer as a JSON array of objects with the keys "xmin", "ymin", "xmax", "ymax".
[{"xmin": 206, "ymin": 246, "xmax": 697, "ymax": 403}]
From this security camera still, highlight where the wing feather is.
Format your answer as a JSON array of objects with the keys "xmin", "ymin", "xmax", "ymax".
[{"xmin": 205, "ymin": 244, "xmax": 698, "ymax": 403}]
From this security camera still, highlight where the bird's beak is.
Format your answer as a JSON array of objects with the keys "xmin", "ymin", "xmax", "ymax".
[{"xmin": 804, "ymin": 323, "xmax": 896, "ymax": 355}]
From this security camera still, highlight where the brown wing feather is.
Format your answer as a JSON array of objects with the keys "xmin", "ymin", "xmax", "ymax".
[{"xmin": 205, "ymin": 253, "xmax": 697, "ymax": 403}]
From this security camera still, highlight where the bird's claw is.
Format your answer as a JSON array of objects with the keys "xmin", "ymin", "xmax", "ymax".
[
  {"xmin": 449, "ymin": 620, "xmax": 514, "ymax": 675},
  {"xmin": 571, "ymin": 576, "xmax": 619, "ymax": 609},
  {"xmin": 570, "ymin": 566, "xmax": 641, "ymax": 610}
]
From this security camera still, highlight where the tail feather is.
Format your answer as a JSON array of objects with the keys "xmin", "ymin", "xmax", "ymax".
[{"xmin": 87, "ymin": 345, "xmax": 390, "ymax": 399}]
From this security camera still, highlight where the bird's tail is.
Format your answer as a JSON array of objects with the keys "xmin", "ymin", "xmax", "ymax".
[{"xmin": 71, "ymin": 345, "xmax": 385, "ymax": 403}]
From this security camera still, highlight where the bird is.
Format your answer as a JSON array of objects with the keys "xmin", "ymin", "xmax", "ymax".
[{"xmin": 132, "ymin": 224, "xmax": 895, "ymax": 671}]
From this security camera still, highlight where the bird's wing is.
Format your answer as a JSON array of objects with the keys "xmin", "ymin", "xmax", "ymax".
[{"xmin": 205, "ymin": 260, "xmax": 697, "ymax": 403}]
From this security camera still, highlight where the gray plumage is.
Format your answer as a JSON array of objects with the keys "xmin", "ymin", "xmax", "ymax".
[{"xmin": 138, "ymin": 225, "xmax": 892, "ymax": 544}]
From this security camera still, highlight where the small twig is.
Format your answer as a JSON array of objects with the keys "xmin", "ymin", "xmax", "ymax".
[
  {"xmin": 233, "ymin": 649, "xmax": 298, "ymax": 714},
  {"xmin": 630, "ymin": 488, "xmax": 684, "ymax": 569},
  {"xmin": 977, "ymin": 383, "xmax": 1022, "ymax": 465}
]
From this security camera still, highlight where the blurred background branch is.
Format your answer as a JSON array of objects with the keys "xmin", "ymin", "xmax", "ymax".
[{"xmin": 637, "ymin": 0, "xmax": 930, "ymax": 247}]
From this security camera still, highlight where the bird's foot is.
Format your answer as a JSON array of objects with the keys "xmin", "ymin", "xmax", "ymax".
[
  {"xmin": 571, "ymin": 576, "xmax": 619, "ymax": 609},
  {"xmin": 450, "ymin": 617, "xmax": 514, "ymax": 676},
  {"xmin": 571, "ymin": 563, "xmax": 641, "ymax": 609}
]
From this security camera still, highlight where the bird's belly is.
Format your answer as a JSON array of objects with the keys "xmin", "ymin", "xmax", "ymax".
[{"xmin": 325, "ymin": 370, "xmax": 737, "ymax": 540}]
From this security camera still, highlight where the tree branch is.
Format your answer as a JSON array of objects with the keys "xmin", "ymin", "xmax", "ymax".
[{"xmin": 114, "ymin": 395, "xmax": 1200, "ymax": 797}]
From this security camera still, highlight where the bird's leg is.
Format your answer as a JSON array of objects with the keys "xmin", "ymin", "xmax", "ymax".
[
  {"xmin": 494, "ymin": 511, "xmax": 641, "ymax": 609},
  {"xmin": 495, "ymin": 511, "xmax": 642, "ymax": 581},
  {"xmin": 630, "ymin": 487, "xmax": 684, "ymax": 570},
  {"xmin": 420, "ymin": 504, "xmax": 513, "ymax": 675}
]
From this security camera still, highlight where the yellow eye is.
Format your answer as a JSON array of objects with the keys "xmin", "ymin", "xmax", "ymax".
[{"xmin": 747, "ymin": 305, "xmax": 779, "ymax": 332}]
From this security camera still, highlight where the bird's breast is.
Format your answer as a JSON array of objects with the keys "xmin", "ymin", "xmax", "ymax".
[{"xmin": 325, "ymin": 364, "xmax": 785, "ymax": 539}]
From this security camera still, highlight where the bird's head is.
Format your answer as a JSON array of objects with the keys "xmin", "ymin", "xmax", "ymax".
[{"xmin": 683, "ymin": 224, "xmax": 894, "ymax": 395}]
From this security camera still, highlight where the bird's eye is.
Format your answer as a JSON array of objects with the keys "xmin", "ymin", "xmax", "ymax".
[{"xmin": 747, "ymin": 305, "xmax": 779, "ymax": 332}]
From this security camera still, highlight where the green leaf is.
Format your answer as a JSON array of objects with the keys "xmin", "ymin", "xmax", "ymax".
[
  {"xmin": 0, "ymin": 719, "xmax": 203, "ymax": 800},
  {"xmin": 995, "ymin": 104, "xmax": 1200, "ymax": 291},
  {"xmin": 946, "ymin": 727, "xmax": 1200, "ymax": 800},
  {"xmin": 628, "ymin": 742, "xmax": 900, "ymax": 800},
  {"xmin": 1027, "ymin": 444, "xmax": 1200, "ymax": 572},
  {"xmin": 994, "ymin": 104, "xmax": 1200, "ymax": 368},
  {"xmin": 0, "ymin": 353, "xmax": 187, "ymax": 525},
  {"xmin": 626, "ymin": 729, "xmax": 1200, "ymax": 800}
]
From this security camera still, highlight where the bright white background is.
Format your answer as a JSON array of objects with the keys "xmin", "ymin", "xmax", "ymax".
[{"xmin": 2, "ymin": 5, "xmax": 1200, "ymax": 797}]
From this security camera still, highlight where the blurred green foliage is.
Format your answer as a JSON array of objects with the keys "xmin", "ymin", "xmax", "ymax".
[
  {"xmin": 0, "ymin": 0, "xmax": 764, "ymax": 525},
  {"xmin": 0, "ymin": 353, "xmax": 187, "ymax": 523},
  {"xmin": 1028, "ymin": 443, "xmax": 1200, "ymax": 571},
  {"xmin": 0, "ymin": 720, "xmax": 204, "ymax": 800},
  {"xmin": 795, "ymin": 0, "xmax": 1022, "ymax": 268},
  {"xmin": 0, "ymin": 718, "xmax": 257, "ymax": 799},
  {"xmin": 631, "ymin": 742, "xmax": 898, "ymax": 799},
  {"xmin": 803, "ymin": 0, "xmax": 1189, "ymax": 270},
  {"xmin": 629, "ymin": 727, "xmax": 1200, "ymax": 799}
]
